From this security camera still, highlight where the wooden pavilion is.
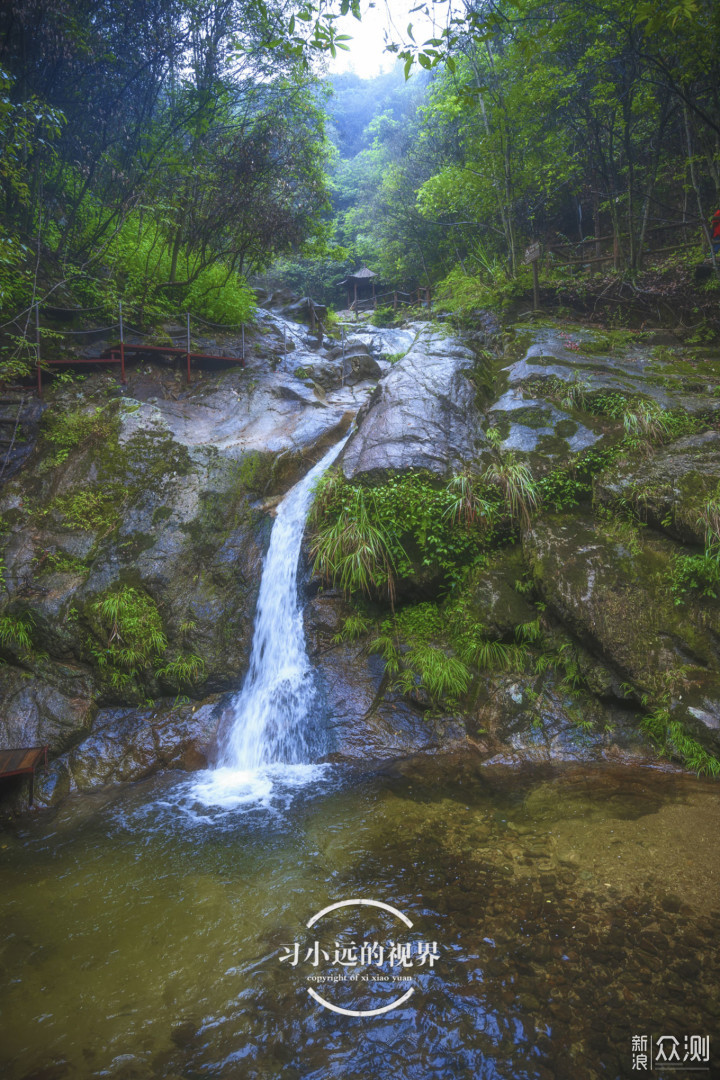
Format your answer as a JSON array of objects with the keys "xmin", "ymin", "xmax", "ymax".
[{"xmin": 339, "ymin": 267, "xmax": 378, "ymax": 310}]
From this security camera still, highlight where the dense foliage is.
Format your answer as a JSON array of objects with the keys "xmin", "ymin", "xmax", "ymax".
[
  {"xmin": 268, "ymin": 0, "xmax": 720, "ymax": 311},
  {"xmin": 0, "ymin": 0, "xmax": 339, "ymax": 334}
]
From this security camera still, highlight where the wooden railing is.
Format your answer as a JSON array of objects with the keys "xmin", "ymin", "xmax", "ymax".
[
  {"xmin": 351, "ymin": 287, "xmax": 431, "ymax": 315},
  {"xmin": 25, "ymin": 303, "xmax": 247, "ymax": 395},
  {"xmin": 546, "ymin": 220, "xmax": 706, "ymax": 269}
]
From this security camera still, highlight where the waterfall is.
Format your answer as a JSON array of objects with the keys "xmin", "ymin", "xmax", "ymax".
[{"xmin": 192, "ymin": 436, "xmax": 349, "ymax": 808}]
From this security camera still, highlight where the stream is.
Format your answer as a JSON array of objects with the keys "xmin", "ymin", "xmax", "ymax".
[{"xmin": 1, "ymin": 763, "xmax": 718, "ymax": 1078}]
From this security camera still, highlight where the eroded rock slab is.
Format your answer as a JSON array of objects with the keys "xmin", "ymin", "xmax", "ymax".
[
  {"xmin": 341, "ymin": 329, "xmax": 489, "ymax": 478},
  {"xmin": 524, "ymin": 511, "xmax": 720, "ymax": 749},
  {"xmin": 594, "ymin": 430, "xmax": 720, "ymax": 545},
  {"xmin": 33, "ymin": 696, "xmax": 224, "ymax": 806}
]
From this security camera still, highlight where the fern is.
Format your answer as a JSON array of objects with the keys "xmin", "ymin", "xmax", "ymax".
[
  {"xmin": 483, "ymin": 455, "xmax": 540, "ymax": 527},
  {"xmin": 640, "ymin": 707, "xmax": 720, "ymax": 777}
]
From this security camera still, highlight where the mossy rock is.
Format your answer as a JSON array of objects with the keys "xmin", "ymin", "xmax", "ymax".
[
  {"xmin": 524, "ymin": 510, "xmax": 720, "ymax": 752},
  {"xmin": 463, "ymin": 546, "xmax": 537, "ymax": 639},
  {"xmin": 594, "ymin": 430, "xmax": 720, "ymax": 544}
]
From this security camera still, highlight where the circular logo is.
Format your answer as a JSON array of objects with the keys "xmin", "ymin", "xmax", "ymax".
[{"xmin": 277, "ymin": 897, "xmax": 439, "ymax": 1018}]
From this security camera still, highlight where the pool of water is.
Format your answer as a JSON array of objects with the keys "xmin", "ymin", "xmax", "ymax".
[{"xmin": 1, "ymin": 758, "xmax": 718, "ymax": 1080}]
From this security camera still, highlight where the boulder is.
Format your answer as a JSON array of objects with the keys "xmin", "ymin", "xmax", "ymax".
[
  {"xmin": 0, "ymin": 661, "xmax": 96, "ymax": 754},
  {"xmin": 33, "ymin": 696, "xmax": 224, "ymax": 805},
  {"xmin": 499, "ymin": 324, "xmax": 720, "ymax": 417},
  {"xmin": 594, "ymin": 430, "xmax": 720, "ymax": 545},
  {"xmin": 343, "ymin": 351, "xmax": 383, "ymax": 385},
  {"xmin": 304, "ymin": 592, "xmax": 469, "ymax": 759},
  {"xmin": 488, "ymin": 388, "xmax": 603, "ymax": 466},
  {"xmin": 294, "ymin": 360, "xmax": 343, "ymax": 391},
  {"xmin": 279, "ymin": 297, "xmax": 328, "ymax": 323},
  {"xmin": 464, "ymin": 546, "xmax": 537, "ymax": 639},
  {"xmin": 341, "ymin": 329, "xmax": 489, "ymax": 478},
  {"xmin": 474, "ymin": 674, "xmax": 660, "ymax": 767},
  {"xmin": 524, "ymin": 511, "xmax": 720, "ymax": 750}
]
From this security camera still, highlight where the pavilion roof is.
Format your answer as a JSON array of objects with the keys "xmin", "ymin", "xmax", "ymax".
[{"xmin": 339, "ymin": 266, "xmax": 378, "ymax": 285}]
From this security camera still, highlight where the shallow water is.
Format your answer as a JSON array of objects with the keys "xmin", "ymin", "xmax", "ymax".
[{"xmin": 1, "ymin": 760, "xmax": 718, "ymax": 1080}]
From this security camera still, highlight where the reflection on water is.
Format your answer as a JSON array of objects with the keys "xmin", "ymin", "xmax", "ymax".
[{"xmin": 0, "ymin": 760, "xmax": 718, "ymax": 1080}]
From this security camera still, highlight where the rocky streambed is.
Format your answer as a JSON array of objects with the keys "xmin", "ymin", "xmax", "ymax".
[{"xmin": 1, "ymin": 305, "xmax": 720, "ymax": 810}]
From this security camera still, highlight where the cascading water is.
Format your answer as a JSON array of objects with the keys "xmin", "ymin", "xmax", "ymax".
[{"xmin": 192, "ymin": 434, "xmax": 350, "ymax": 809}]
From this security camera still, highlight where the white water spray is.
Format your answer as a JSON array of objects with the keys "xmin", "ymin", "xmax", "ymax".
[{"xmin": 192, "ymin": 435, "xmax": 349, "ymax": 808}]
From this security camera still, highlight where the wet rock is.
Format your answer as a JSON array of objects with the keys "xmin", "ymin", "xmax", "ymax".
[
  {"xmin": 170, "ymin": 1019, "xmax": 199, "ymax": 1048},
  {"xmin": 343, "ymin": 351, "xmax": 383, "ymax": 385},
  {"xmin": 303, "ymin": 593, "xmax": 470, "ymax": 759},
  {"xmin": 463, "ymin": 546, "xmax": 537, "ymax": 638},
  {"xmin": 294, "ymin": 360, "xmax": 342, "ymax": 391},
  {"xmin": 0, "ymin": 333, "xmax": 363, "ymax": 780},
  {"xmin": 341, "ymin": 329, "xmax": 490, "ymax": 478},
  {"xmin": 489, "ymin": 388, "xmax": 603, "ymax": 464},
  {"xmin": 0, "ymin": 393, "xmax": 44, "ymax": 480},
  {"xmin": 475, "ymin": 673, "xmax": 657, "ymax": 766},
  {"xmin": 524, "ymin": 511, "xmax": 720, "ymax": 750},
  {"xmin": 34, "ymin": 696, "xmax": 223, "ymax": 804},
  {"xmin": 500, "ymin": 325, "xmax": 720, "ymax": 417},
  {"xmin": 0, "ymin": 661, "xmax": 95, "ymax": 754},
  {"xmin": 594, "ymin": 430, "xmax": 720, "ymax": 545},
  {"xmin": 279, "ymin": 296, "xmax": 327, "ymax": 323}
]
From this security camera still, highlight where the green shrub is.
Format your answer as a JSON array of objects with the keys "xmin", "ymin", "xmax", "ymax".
[
  {"xmin": 50, "ymin": 486, "xmax": 124, "ymax": 533},
  {"xmin": 0, "ymin": 611, "xmax": 34, "ymax": 657},
  {"xmin": 368, "ymin": 604, "xmax": 472, "ymax": 708},
  {"xmin": 482, "ymin": 455, "xmax": 540, "ymax": 527},
  {"xmin": 669, "ymin": 546, "xmax": 720, "ymax": 603},
  {"xmin": 309, "ymin": 468, "xmax": 503, "ymax": 603},
  {"xmin": 155, "ymin": 653, "xmax": 206, "ymax": 688},
  {"xmin": 40, "ymin": 404, "xmax": 115, "ymax": 469},
  {"xmin": 332, "ymin": 612, "xmax": 372, "ymax": 643},
  {"xmin": 185, "ymin": 263, "xmax": 256, "ymax": 325},
  {"xmin": 88, "ymin": 585, "xmax": 167, "ymax": 688},
  {"xmin": 309, "ymin": 482, "xmax": 398, "ymax": 604},
  {"xmin": 641, "ymin": 707, "xmax": 720, "ymax": 777}
]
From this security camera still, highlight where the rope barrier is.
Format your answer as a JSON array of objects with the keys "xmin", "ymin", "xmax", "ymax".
[
  {"xmin": 46, "ymin": 324, "xmax": 119, "ymax": 336},
  {"xmin": 190, "ymin": 313, "xmax": 246, "ymax": 331},
  {"xmin": 123, "ymin": 323, "xmax": 155, "ymax": 338}
]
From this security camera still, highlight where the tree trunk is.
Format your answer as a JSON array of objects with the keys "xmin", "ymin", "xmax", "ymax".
[{"xmin": 684, "ymin": 105, "xmax": 718, "ymax": 275}]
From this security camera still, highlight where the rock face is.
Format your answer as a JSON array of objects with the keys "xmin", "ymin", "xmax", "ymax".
[
  {"xmin": 304, "ymin": 591, "xmax": 469, "ymax": 759},
  {"xmin": 0, "ymin": 661, "xmax": 96, "ymax": 753},
  {"xmin": 594, "ymin": 430, "xmax": 720, "ymax": 545},
  {"xmin": 5, "ymin": 310, "xmax": 720, "ymax": 812},
  {"xmin": 303, "ymin": 588, "xmax": 659, "ymax": 770},
  {"xmin": 524, "ymin": 512, "xmax": 720, "ymax": 749},
  {"xmin": 30, "ymin": 696, "xmax": 224, "ymax": 809},
  {"xmin": 0, "ymin": 309, "xmax": 366, "ymax": 792},
  {"xmin": 341, "ymin": 329, "xmax": 490, "ymax": 478},
  {"xmin": 0, "ymin": 392, "xmax": 44, "ymax": 480},
  {"xmin": 488, "ymin": 387, "xmax": 603, "ymax": 463}
]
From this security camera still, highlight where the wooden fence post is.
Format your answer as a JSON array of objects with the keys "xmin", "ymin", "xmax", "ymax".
[
  {"xmin": 119, "ymin": 301, "xmax": 126, "ymax": 383},
  {"xmin": 35, "ymin": 302, "xmax": 42, "ymax": 396}
]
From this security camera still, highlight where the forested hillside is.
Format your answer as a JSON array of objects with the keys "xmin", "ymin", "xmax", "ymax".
[
  {"xmin": 0, "ymin": 0, "xmax": 341, "ymax": 375},
  {"xmin": 271, "ymin": 0, "xmax": 720, "ymax": 326},
  {"xmin": 1, "ymin": 0, "xmax": 719, "ymax": 365}
]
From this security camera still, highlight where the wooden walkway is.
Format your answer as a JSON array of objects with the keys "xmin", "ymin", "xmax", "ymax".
[
  {"xmin": 39, "ymin": 341, "xmax": 246, "ymax": 394},
  {"xmin": 0, "ymin": 745, "xmax": 48, "ymax": 805}
]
